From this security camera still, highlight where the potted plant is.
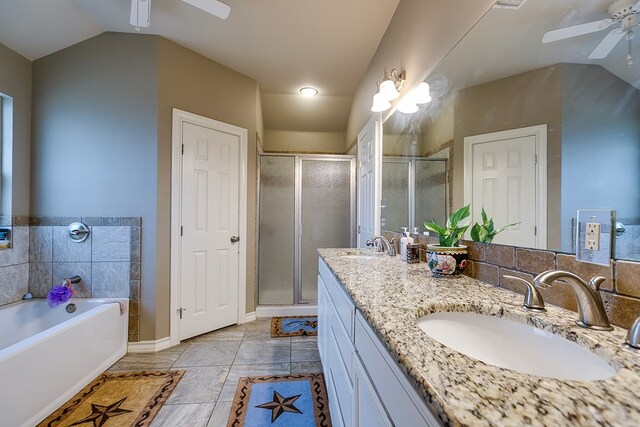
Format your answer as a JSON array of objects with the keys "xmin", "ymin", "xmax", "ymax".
[
  {"xmin": 423, "ymin": 205, "xmax": 471, "ymax": 276},
  {"xmin": 470, "ymin": 207, "xmax": 519, "ymax": 243}
]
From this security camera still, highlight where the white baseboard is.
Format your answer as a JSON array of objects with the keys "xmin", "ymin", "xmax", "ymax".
[
  {"xmin": 255, "ymin": 305, "xmax": 318, "ymax": 318},
  {"xmin": 127, "ymin": 337, "xmax": 171, "ymax": 353},
  {"xmin": 243, "ymin": 312, "xmax": 257, "ymax": 323}
]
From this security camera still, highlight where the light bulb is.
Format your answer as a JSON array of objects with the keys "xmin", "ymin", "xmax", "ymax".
[
  {"xmin": 397, "ymin": 97, "xmax": 418, "ymax": 114},
  {"xmin": 414, "ymin": 82, "xmax": 432, "ymax": 104},
  {"xmin": 379, "ymin": 79, "xmax": 399, "ymax": 101},
  {"xmin": 371, "ymin": 92, "xmax": 391, "ymax": 112}
]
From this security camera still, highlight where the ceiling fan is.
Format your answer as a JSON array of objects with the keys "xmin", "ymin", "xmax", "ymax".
[
  {"xmin": 130, "ymin": 0, "xmax": 230, "ymax": 31},
  {"xmin": 542, "ymin": 0, "xmax": 639, "ymax": 62}
]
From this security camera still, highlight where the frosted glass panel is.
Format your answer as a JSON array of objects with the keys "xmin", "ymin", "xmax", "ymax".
[
  {"xmin": 300, "ymin": 160, "xmax": 351, "ymax": 302},
  {"xmin": 415, "ymin": 159, "xmax": 447, "ymax": 230},
  {"xmin": 258, "ymin": 156, "xmax": 295, "ymax": 305},
  {"xmin": 382, "ymin": 161, "xmax": 409, "ymax": 232}
]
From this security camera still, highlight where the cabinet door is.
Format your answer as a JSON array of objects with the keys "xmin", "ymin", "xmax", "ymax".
[{"xmin": 353, "ymin": 354, "xmax": 393, "ymax": 427}]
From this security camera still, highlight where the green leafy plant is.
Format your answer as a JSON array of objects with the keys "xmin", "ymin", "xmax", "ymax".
[
  {"xmin": 470, "ymin": 207, "xmax": 520, "ymax": 243},
  {"xmin": 424, "ymin": 204, "xmax": 471, "ymax": 247}
]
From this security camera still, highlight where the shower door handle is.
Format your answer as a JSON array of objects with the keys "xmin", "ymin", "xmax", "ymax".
[{"xmin": 230, "ymin": 236, "xmax": 240, "ymax": 244}]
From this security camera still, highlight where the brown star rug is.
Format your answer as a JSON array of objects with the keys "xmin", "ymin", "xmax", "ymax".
[
  {"xmin": 37, "ymin": 370, "xmax": 185, "ymax": 427},
  {"xmin": 227, "ymin": 373, "xmax": 331, "ymax": 426},
  {"xmin": 271, "ymin": 316, "xmax": 318, "ymax": 337}
]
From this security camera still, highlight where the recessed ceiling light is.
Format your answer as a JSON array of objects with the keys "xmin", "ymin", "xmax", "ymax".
[{"xmin": 300, "ymin": 87, "xmax": 318, "ymax": 97}]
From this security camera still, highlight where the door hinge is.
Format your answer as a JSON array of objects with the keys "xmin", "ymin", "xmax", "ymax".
[
  {"xmin": 357, "ymin": 225, "xmax": 361, "ymax": 234},
  {"xmin": 534, "ymin": 155, "xmax": 537, "ymax": 165},
  {"xmin": 178, "ymin": 307, "xmax": 186, "ymax": 319},
  {"xmin": 181, "ymin": 144, "xmax": 184, "ymax": 155},
  {"xmin": 180, "ymin": 226, "xmax": 183, "ymax": 237},
  {"xmin": 534, "ymin": 226, "xmax": 537, "ymax": 236}
]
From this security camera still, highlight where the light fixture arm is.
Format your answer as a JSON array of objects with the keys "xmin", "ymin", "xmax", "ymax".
[{"xmin": 384, "ymin": 68, "xmax": 406, "ymax": 91}]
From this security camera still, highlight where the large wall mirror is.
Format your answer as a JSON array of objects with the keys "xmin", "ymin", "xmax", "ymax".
[{"xmin": 382, "ymin": 0, "xmax": 640, "ymax": 261}]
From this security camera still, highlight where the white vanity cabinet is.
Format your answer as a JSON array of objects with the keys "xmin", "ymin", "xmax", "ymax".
[{"xmin": 318, "ymin": 258, "xmax": 441, "ymax": 427}]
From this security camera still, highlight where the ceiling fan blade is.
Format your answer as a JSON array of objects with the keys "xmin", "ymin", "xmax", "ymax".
[
  {"xmin": 589, "ymin": 29, "xmax": 625, "ymax": 59},
  {"xmin": 542, "ymin": 18, "xmax": 614, "ymax": 43},
  {"xmin": 181, "ymin": 0, "xmax": 230, "ymax": 20}
]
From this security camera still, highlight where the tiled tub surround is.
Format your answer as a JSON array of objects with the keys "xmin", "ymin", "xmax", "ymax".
[
  {"xmin": 28, "ymin": 216, "xmax": 142, "ymax": 342},
  {"xmin": 383, "ymin": 231, "xmax": 640, "ymax": 330},
  {"xmin": 318, "ymin": 249, "xmax": 640, "ymax": 426},
  {"xmin": 0, "ymin": 225, "xmax": 29, "ymax": 306}
]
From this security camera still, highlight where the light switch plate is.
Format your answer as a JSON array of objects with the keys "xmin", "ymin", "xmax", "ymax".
[{"xmin": 576, "ymin": 209, "xmax": 613, "ymax": 266}]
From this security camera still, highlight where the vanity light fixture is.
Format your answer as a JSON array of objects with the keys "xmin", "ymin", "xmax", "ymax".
[
  {"xmin": 396, "ymin": 82, "xmax": 432, "ymax": 114},
  {"xmin": 371, "ymin": 82, "xmax": 392, "ymax": 112},
  {"xmin": 130, "ymin": 0, "xmax": 151, "ymax": 31},
  {"xmin": 413, "ymin": 82, "xmax": 432, "ymax": 104},
  {"xmin": 379, "ymin": 68, "xmax": 406, "ymax": 101},
  {"xmin": 397, "ymin": 97, "xmax": 419, "ymax": 114},
  {"xmin": 300, "ymin": 87, "xmax": 318, "ymax": 97}
]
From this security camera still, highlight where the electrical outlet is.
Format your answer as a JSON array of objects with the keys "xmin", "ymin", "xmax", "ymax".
[
  {"xmin": 576, "ymin": 209, "xmax": 613, "ymax": 266},
  {"xmin": 586, "ymin": 222, "xmax": 600, "ymax": 250}
]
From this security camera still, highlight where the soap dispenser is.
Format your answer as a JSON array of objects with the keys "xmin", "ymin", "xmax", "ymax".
[{"xmin": 400, "ymin": 227, "xmax": 413, "ymax": 261}]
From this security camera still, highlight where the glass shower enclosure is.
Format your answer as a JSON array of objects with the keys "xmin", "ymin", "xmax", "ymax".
[{"xmin": 258, "ymin": 154, "xmax": 355, "ymax": 305}]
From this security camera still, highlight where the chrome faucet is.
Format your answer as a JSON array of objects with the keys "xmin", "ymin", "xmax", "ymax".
[
  {"xmin": 366, "ymin": 236, "xmax": 396, "ymax": 256},
  {"xmin": 625, "ymin": 317, "xmax": 640, "ymax": 349},
  {"xmin": 534, "ymin": 270, "xmax": 613, "ymax": 331},
  {"xmin": 503, "ymin": 275, "xmax": 545, "ymax": 312}
]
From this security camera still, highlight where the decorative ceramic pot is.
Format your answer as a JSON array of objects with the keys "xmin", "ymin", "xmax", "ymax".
[{"xmin": 426, "ymin": 244, "xmax": 469, "ymax": 276}]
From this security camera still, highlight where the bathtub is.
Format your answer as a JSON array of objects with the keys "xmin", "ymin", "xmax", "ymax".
[{"xmin": 0, "ymin": 298, "xmax": 128, "ymax": 427}]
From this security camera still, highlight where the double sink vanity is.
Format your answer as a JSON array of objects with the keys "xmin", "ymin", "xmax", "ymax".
[{"xmin": 317, "ymin": 249, "xmax": 640, "ymax": 426}]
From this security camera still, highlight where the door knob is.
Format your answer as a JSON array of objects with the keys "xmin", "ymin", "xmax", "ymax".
[{"xmin": 230, "ymin": 236, "xmax": 240, "ymax": 243}]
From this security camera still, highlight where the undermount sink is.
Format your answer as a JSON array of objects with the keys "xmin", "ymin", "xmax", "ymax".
[{"xmin": 417, "ymin": 311, "xmax": 617, "ymax": 381}]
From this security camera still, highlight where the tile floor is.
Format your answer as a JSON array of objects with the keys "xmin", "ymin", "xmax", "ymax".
[{"xmin": 108, "ymin": 318, "xmax": 322, "ymax": 427}]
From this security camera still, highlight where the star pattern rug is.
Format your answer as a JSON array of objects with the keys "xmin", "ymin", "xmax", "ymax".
[
  {"xmin": 271, "ymin": 316, "xmax": 318, "ymax": 338},
  {"xmin": 227, "ymin": 373, "xmax": 332, "ymax": 427},
  {"xmin": 37, "ymin": 370, "xmax": 185, "ymax": 427}
]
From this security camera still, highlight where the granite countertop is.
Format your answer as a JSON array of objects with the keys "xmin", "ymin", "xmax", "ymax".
[{"xmin": 318, "ymin": 248, "xmax": 640, "ymax": 427}]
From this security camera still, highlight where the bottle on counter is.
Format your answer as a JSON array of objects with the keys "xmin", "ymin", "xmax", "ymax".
[{"xmin": 400, "ymin": 227, "xmax": 414, "ymax": 261}]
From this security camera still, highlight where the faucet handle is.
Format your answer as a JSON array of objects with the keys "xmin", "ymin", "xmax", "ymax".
[
  {"xmin": 504, "ymin": 275, "xmax": 546, "ymax": 313},
  {"xmin": 626, "ymin": 317, "xmax": 640, "ymax": 349},
  {"xmin": 589, "ymin": 276, "xmax": 606, "ymax": 292}
]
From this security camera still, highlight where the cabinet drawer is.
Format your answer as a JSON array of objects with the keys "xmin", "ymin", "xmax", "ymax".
[
  {"xmin": 355, "ymin": 312, "xmax": 441, "ymax": 427},
  {"xmin": 328, "ymin": 277, "xmax": 355, "ymax": 340},
  {"xmin": 329, "ymin": 304, "xmax": 355, "ymax": 380},
  {"xmin": 328, "ymin": 311, "xmax": 353, "ymax": 426},
  {"xmin": 319, "ymin": 258, "xmax": 355, "ymax": 340}
]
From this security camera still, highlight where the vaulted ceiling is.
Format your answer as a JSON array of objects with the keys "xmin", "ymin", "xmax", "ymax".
[{"xmin": 0, "ymin": 0, "xmax": 400, "ymax": 133}]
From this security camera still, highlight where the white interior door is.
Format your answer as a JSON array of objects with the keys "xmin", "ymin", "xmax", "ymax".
[
  {"xmin": 357, "ymin": 116, "xmax": 381, "ymax": 247},
  {"xmin": 180, "ymin": 121, "xmax": 240, "ymax": 340},
  {"xmin": 464, "ymin": 125, "xmax": 547, "ymax": 248}
]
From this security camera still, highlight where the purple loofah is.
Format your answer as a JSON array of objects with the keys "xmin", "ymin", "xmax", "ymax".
[{"xmin": 47, "ymin": 285, "xmax": 73, "ymax": 308}]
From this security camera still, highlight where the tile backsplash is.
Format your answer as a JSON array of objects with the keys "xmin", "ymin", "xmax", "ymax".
[
  {"xmin": 0, "ymin": 216, "xmax": 141, "ymax": 342},
  {"xmin": 0, "ymin": 225, "xmax": 29, "ymax": 307},
  {"xmin": 383, "ymin": 231, "xmax": 640, "ymax": 330}
]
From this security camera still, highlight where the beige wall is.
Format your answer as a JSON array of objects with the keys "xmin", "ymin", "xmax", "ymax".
[
  {"xmin": 345, "ymin": 0, "xmax": 495, "ymax": 147},
  {"xmin": 452, "ymin": 65, "xmax": 563, "ymax": 249},
  {"xmin": 421, "ymin": 99, "xmax": 453, "ymax": 155},
  {"xmin": 0, "ymin": 42, "xmax": 31, "ymax": 216},
  {"xmin": 263, "ymin": 130, "xmax": 346, "ymax": 153},
  {"xmin": 157, "ymin": 38, "xmax": 260, "ymax": 339},
  {"xmin": 32, "ymin": 33, "xmax": 161, "ymax": 339},
  {"xmin": 32, "ymin": 33, "xmax": 261, "ymax": 341}
]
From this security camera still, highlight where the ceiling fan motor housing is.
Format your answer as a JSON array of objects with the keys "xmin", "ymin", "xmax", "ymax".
[{"xmin": 609, "ymin": 0, "xmax": 639, "ymax": 20}]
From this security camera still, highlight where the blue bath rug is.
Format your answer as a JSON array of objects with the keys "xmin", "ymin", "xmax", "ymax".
[
  {"xmin": 271, "ymin": 316, "xmax": 318, "ymax": 337},
  {"xmin": 227, "ymin": 373, "xmax": 331, "ymax": 427}
]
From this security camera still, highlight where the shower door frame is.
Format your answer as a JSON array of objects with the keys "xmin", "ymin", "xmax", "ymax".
[{"xmin": 257, "ymin": 153, "xmax": 356, "ymax": 305}]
